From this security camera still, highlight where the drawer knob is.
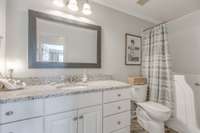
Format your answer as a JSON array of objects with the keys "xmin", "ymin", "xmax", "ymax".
[
  {"xmin": 73, "ymin": 117, "xmax": 78, "ymax": 121},
  {"xmin": 117, "ymin": 121, "xmax": 121, "ymax": 125},
  {"xmin": 5, "ymin": 111, "xmax": 14, "ymax": 116},
  {"xmin": 118, "ymin": 94, "xmax": 121, "ymax": 97},
  {"xmin": 118, "ymin": 106, "xmax": 121, "ymax": 110},
  {"xmin": 79, "ymin": 115, "xmax": 84, "ymax": 119}
]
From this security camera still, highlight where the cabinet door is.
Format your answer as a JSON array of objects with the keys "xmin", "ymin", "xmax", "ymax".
[
  {"xmin": 45, "ymin": 111, "xmax": 77, "ymax": 133},
  {"xmin": 0, "ymin": 118, "xmax": 43, "ymax": 133},
  {"xmin": 78, "ymin": 106, "xmax": 102, "ymax": 133}
]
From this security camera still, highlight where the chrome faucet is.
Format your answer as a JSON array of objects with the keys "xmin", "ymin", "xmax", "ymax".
[{"xmin": 69, "ymin": 75, "xmax": 78, "ymax": 83}]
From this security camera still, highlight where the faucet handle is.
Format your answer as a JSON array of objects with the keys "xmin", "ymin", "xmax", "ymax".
[
  {"xmin": 82, "ymin": 73, "xmax": 88, "ymax": 83},
  {"xmin": 68, "ymin": 75, "xmax": 78, "ymax": 83}
]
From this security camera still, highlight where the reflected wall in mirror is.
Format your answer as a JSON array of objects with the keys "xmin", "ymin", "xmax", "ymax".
[{"xmin": 29, "ymin": 10, "xmax": 101, "ymax": 68}]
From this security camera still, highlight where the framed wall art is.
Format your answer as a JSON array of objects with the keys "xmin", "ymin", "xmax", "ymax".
[{"xmin": 125, "ymin": 33, "xmax": 142, "ymax": 65}]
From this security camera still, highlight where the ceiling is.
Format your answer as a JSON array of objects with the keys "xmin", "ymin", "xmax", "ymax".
[{"xmin": 91, "ymin": 0, "xmax": 200, "ymax": 24}]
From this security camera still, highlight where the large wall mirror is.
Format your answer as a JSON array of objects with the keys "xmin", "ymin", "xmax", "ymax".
[{"xmin": 28, "ymin": 10, "xmax": 101, "ymax": 68}]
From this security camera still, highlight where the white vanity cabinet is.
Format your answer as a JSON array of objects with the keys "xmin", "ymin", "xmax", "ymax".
[
  {"xmin": 103, "ymin": 89, "xmax": 131, "ymax": 133},
  {"xmin": 0, "ymin": 87, "xmax": 131, "ymax": 133},
  {"xmin": 44, "ymin": 92, "xmax": 102, "ymax": 133},
  {"xmin": 45, "ymin": 106, "xmax": 102, "ymax": 133}
]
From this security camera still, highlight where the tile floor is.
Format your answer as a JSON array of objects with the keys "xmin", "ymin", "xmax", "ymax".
[{"xmin": 131, "ymin": 119, "xmax": 178, "ymax": 133}]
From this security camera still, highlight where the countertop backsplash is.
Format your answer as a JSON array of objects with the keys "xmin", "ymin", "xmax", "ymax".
[{"xmin": 14, "ymin": 74, "xmax": 113, "ymax": 86}]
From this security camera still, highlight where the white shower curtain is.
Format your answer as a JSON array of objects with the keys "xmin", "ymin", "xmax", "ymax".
[{"xmin": 142, "ymin": 24, "xmax": 174, "ymax": 109}]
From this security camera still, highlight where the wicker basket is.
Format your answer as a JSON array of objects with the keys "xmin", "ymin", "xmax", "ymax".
[{"xmin": 128, "ymin": 76, "xmax": 146, "ymax": 85}]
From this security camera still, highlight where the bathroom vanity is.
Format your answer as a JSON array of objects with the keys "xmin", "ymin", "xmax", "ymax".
[{"xmin": 0, "ymin": 80, "xmax": 131, "ymax": 133}]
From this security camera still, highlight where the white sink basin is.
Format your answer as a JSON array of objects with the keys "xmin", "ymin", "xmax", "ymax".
[{"xmin": 50, "ymin": 82, "xmax": 88, "ymax": 89}]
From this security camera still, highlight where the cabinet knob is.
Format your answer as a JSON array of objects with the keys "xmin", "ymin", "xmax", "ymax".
[
  {"xmin": 195, "ymin": 83, "xmax": 200, "ymax": 86},
  {"xmin": 5, "ymin": 111, "xmax": 14, "ymax": 116},
  {"xmin": 118, "ymin": 94, "xmax": 121, "ymax": 97},
  {"xmin": 118, "ymin": 106, "xmax": 121, "ymax": 110},
  {"xmin": 73, "ymin": 117, "xmax": 78, "ymax": 121},
  {"xmin": 117, "ymin": 121, "xmax": 121, "ymax": 125},
  {"xmin": 79, "ymin": 115, "xmax": 84, "ymax": 119}
]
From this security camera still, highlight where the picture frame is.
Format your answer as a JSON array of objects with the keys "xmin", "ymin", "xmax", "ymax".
[{"xmin": 125, "ymin": 33, "xmax": 142, "ymax": 65}]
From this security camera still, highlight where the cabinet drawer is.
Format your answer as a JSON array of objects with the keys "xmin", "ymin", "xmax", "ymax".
[
  {"xmin": 77, "ymin": 92, "xmax": 102, "ymax": 108},
  {"xmin": 104, "ymin": 100, "xmax": 130, "ymax": 117},
  {"xmin": 103, "ymin": 111, "xmax": 130, "ymax": 133},
  {"xmin": 103, "ymin": 89, "xmax": 131, "ymax": 103},
  {"xmin": 112, "ymin": 126, "xmax": 130, "ymax": 133},
  {"xmin": 45, "ymin": 95, "xmax": 78, "ymax": 115},
  {"xmin": 0, "ymin": 99, "xmax": 44, "ymax": 124},
  {"xmin": 0, "ymin": 118, "xmax": 43, "ymax": 133},
  {"xmin": 45, "ymin": 92, "xmax": 102, "ymax": 115}
]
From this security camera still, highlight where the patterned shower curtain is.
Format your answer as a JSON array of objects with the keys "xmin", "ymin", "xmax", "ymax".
[{"xmin": 142, "ymin": 24, "xmax": 174, "ymax": 109}]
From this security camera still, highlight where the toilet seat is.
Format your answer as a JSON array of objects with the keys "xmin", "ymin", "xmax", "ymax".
[{"xmin": 137, "ymin": 102, "xmax": 171, "ymax": 121}]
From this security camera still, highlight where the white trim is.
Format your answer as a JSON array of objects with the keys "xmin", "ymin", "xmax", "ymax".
[{"xmin": 167, "ymin": 9, "xmax": 200, "ymax": 24}]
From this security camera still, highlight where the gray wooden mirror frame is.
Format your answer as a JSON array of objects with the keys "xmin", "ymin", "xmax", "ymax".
[{"xmin": 28, "ymin": 10, "xmax": 101, "ymax": 68}]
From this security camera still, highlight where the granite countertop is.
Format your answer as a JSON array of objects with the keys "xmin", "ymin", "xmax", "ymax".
[{"xmin": 0, "ymin": 80, "xmax": 131, "ymax": 104}]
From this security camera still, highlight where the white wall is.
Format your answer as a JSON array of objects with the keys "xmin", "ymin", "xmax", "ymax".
[
  {"xmin": 167, "ymin": 10, "xmax": 200, "ymax": 74},
  {"xmin": 6, "ymin": 0, "xmax": 153, "ymax": 81},
  {"xmin": 0, "ymin": 0, "xmax": 6, "ymax": 75}
]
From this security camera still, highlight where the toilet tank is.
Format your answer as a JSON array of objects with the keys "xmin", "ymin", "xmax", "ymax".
[{"xmin": 131, "ymin": 85, "xmax": 148, "ymax": 102}]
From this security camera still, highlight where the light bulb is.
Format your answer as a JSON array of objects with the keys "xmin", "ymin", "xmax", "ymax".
[
  {"xmin": 82, "ymin": 2, "xmax": 92, "ymax": 15},
  {"xmin": 53, "ymin": 0, "xmax": 65, "ymax": 8},
  {"xmin": 68, "ymin": 0, "xmax": 79, "ymax": 11}
]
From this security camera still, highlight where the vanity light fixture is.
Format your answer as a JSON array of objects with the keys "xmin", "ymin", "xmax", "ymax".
[
  {"xmin": 53, "ymin": 0, "xmax": 92, "ymax": 15},
  {"xmin": 67, "ymin": 0, "xmax": 79, "ymax": 11},
  {"xmin": 82, "ymin": 0, "xmax": 92, "ymax": 15}
]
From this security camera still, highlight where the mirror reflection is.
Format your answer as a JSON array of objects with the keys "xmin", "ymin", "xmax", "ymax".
[{"xmin": 36, "ymin": 18, "xmax": 98, "ymax": 63}]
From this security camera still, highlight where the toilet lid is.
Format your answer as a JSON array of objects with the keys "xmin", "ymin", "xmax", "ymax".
[{"xmin": 137, "ymin": 102, "xmax": 171, "ymax": 113}]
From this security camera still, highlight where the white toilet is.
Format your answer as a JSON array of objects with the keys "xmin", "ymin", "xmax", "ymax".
[{"xmin": 131, "ymin": 85, "xmax": 171, "ymax": 133}]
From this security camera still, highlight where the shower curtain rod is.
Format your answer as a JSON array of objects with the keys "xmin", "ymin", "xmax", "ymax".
[{"xmin": 143, "ymin": 21, "xmax": 169, "ymax": 32}]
